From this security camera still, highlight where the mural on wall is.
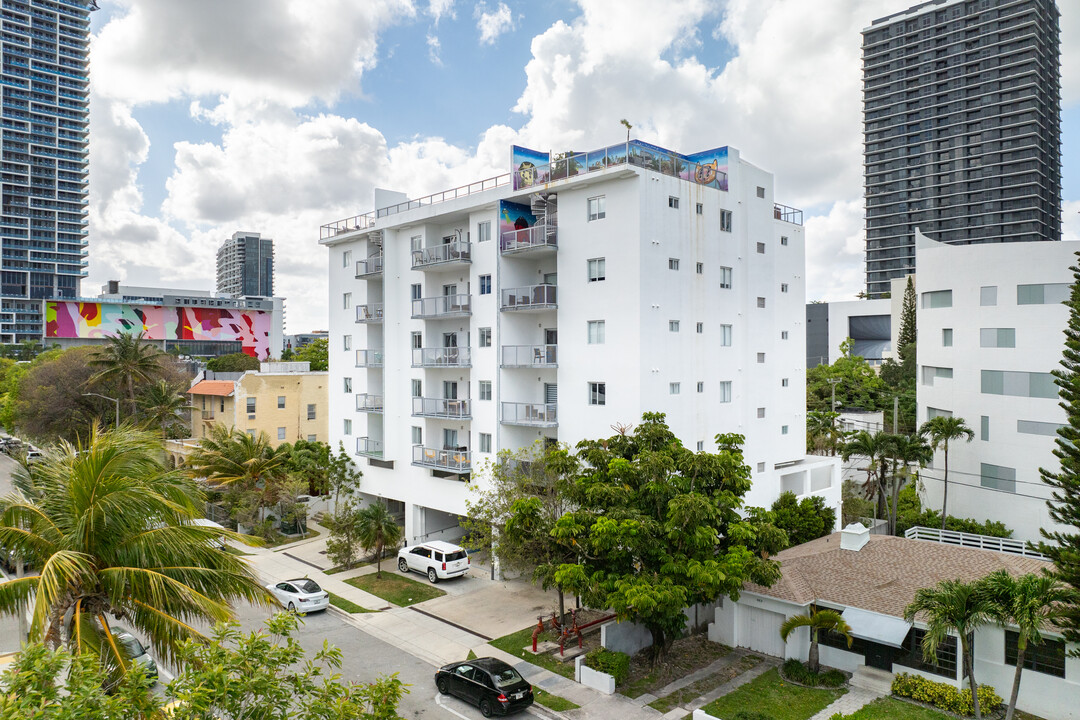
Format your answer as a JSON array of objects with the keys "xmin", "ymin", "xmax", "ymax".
[
  {"xmin": 498, "ymin": 200, "xmax": 539, "ymax": 251},
  {"xmin": 683, "ymin": 146, "xmax": 729, "ymax": 191},
  {"xmin": 511, "ymin": 145, "xmax": 549, "ymax": 190},
  {"xmin": 46, "ymin": 301, "xmax": 272, "ymax": 359}
]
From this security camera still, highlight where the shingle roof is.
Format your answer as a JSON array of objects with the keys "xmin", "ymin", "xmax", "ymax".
[
  {"xmin": 187, "ymin": 380, "xmax": 235, "ymax": 397},
  {"xmin": 744, "ymin": 533, "xmax": 1049, "ymax": 620}
]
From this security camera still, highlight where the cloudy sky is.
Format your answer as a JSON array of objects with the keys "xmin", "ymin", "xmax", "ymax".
[{"xmin": 86, "ymin": 0, "xmax": 1079, "ymax": 334}]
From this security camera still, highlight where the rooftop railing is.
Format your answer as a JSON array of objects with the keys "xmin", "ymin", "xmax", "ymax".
[
  {"xmin": 412, "ymin": 445, "xmax": 471, "ymax": 473},
  {"xmin": 356, "ymin": 255, "xmax": 383, "ymax": 278},
  {"xmin": 773, "ymin": 203, "xmax": 804, "ymax": 225},
  {"xmin": 501, "ymin": 284, "xmax": 557, "ymax": 312},
  {"xmin": 904, "ymin": 526, "xmax": 1049, "ymax": 560},
  {"xmin": 501, "ymin": 344, "xmax": 557, "ymax": 368},
  {"xmin": 412, "ymin": 347, "xmax": 471, "ymax": 368},
  {"xmin": 411, "ymin": 294, "xmax": 471, "ymax": 319},
  {"xmin": 355, "ymin": 304, "xmax": 384, "ymax": 323},
  {"xmin": 356, "ymin": 437, "xmax": 383, "ymax": 459},
  {"xmin": 501, "ymin": 402, "xmax": 558, "ymax": 428},
  {"xmin": 500, "ymin": 224, "xmax": 557, "ymax": 255},
  {"xmin": 412, "ymin": 241, "xmax": 471, "ymax": 269},
  {"xmin": 412, "ymin": 396, "xmax": 471, "ymax": 419}
]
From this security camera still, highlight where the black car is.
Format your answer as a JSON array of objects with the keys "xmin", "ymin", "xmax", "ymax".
[{"xmin": 435, "ymin": 657, "xmax": 533, "ymax": 717}]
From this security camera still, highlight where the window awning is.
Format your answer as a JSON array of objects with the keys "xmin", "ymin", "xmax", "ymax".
[{"xmin": 842, "ymin": 608, "xmax": 911, "ymax": 648}]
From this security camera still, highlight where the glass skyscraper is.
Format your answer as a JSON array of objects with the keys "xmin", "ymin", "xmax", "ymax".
[{"xmin": 0, "ymin": 0, "xmax": 94, "ymax": 341}]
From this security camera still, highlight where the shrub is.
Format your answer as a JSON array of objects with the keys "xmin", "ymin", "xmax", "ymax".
[
  {"xmin": 731, "ymin": 712, "xmax": 776, "ymax": 720},
  {"xmin": 583, "ymin": 648, "xmax": 630, "ymax": 685},
  {"xmin": 894, "ymin": 484, "xmax": 1012, "ymax": 538},
  {"xmin": 781, "ymin": 659, "xmax": 845, "ymax": 687},
  {"xmin": 891, "ymin": 672, "xmax": 1002, "ymax": 716}
]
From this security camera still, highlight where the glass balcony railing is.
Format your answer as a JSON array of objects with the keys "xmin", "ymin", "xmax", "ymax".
[
  {"xmin": 356, "ymin": 255, "xmax": 383, "ymax": 277},
  {"xmin": 356, "ymin": 437, "xmax": 383, "ymax": 458},
  {"xmin": 411, "ymin": 294, "xmax": 471, "ymax": 319},
  {"xmin": 411, "ymin": 241, "xmax": 471, "ymax": 269},
  {"xmin": 412, "ymin": 396, "xmax": 471, "ymax": 419},
  {"xmin": 500, "ymin": 224, "xmax": 557, "ymax": 255},
  {"xmin": 356, "ymin": 393, "xmax": 383, "ymax": 413},
  {"xmin": 356, "ymin": 304, "xmax": 384, "ymax": 323},
  {"xmin": 501, "ymin": 402, "xmax": 558, "ymax": 427},
  {"xmin": 355, "ymin": 349, "xmax": 384, "ymax": 367},
  {"xmin": 500, "ymin": 284, "xmax": 556, "ymax": 312},
  {"xmin": 501, "ymin": 344, "xmax": 557, "ymax": 368},
  {"xmin": 200, "ymin": 410, "xmax": 215, "ymax": 421},
  {"xmin": 412, "ymin": 347, "xmax": 471, "ymax": 368},
  {"xmin": 412, "ymin": 445, "xmax": 471, "ymax": 473}
]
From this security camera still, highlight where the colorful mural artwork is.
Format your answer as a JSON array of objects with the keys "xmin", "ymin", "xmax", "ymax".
[
  {"xmin": 45, "ymin": 301, "xmax": 273, "ymax": 359},
  {"xmin": 498, "ymin": 200, "xmax": 538, "ymax": 251},
  {"xmin": 683, "ymin": 146, "xmax": 729, "ymax": 191},
  {"xmin": 511, "ymin": 145, "xmax": 549, "ymax": 190}
]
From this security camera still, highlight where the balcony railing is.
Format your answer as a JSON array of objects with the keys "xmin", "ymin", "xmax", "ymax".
[
  {"xmin": 501, "ymin": 402, "xmax": 558, "ymax": 427},
  {"xmin": 501, "ymin": 284, "xmax": 557, "ymax": 312},
  {"xmin": 411, "ymin": 294, "xmax": 471, "ymax": 319},
  {"xmin": 412, "ymin": 396, "xmax": 471, "ymax": 419},
  {"xmin": 355, "ymin": 349, "xmax": 384, "ymax": 367},
  {"xmin": 774, "ymin": 203, "xmax": 804, "ymax": 226},
  {"xmin": 501, "ymin": 344, "xmax": 557, "ymax": 368},
  {"xmin": 356, "ymin": 255, "xmax": 383, "ymax": 277},
  {"xmin": 356, "ymin": 437, "xmax": 383, "ymax": 458},
  {"xmin": 411, "ymin": 241, "xmax": 471, "ymax": 269},
  {"xmin": 500, "ymin": 224, "xmax": 557, "ymax": 255},
  {"xmin": 201, "ymin": 410, "xmax": 215, "ymax": 421},
  {"xmin": 412, "ymin": 347, "xmax": 471, "ymax": 368},
  {"xmin": 412, "ymin": 445, "xmax": 471, "ymax": 473},
  {"xmin": 356, "ymin": 393, "xmax": 384, "ymax": 413},
  {"xmin": 356, "ymin": 304, "xmax": 384, "ymax": 323}
]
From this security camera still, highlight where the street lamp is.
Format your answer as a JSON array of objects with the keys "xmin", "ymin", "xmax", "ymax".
[{"xmin": 83, "ymin": 392, "xmax": 120, "ymax": 427}]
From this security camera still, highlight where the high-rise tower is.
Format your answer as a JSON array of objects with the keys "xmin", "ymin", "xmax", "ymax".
[
  {"xmin": 862, "ymin": 0, "xmax": 1061, "ymax": 298},
  {"xmin": 216, "ymin": 231, "xmax": 274, "ymax": 298},
  {"xmin": 0, "ymin": 0, "xmax": 95, "ymax": 341}
]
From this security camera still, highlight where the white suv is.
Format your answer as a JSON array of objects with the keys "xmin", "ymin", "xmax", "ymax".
[{"xmin": 397, "ymin": 540, "xmax": 470, "ymax": 583}]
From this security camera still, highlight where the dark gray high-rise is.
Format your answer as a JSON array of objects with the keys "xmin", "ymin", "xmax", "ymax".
[
  {"xmin": 862, "ymin": 0, "xmax": 1061, "ymax": 298},
  {"xmin": 216, "ymin": 231, "xmax": 274, "ymax": 298}
]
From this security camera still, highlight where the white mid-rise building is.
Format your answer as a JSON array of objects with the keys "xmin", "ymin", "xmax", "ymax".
[
  {"xmin": 916, "ymin": 230, "xmax": 1074, "ymax": 542},
  {"xmin": 321, "ymin": 141, "xmax": 839, "ymax": 543}
]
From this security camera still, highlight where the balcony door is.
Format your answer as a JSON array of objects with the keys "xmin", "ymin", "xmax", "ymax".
[
  {"xmin": 443, "ymin": 428, "xmax": 459, "ymax": 450},
  {"xmin": 545, "ymin": 328, "xmax": 557, "ymax": 345},
  {"xmin": 444, "ymin": 381, "xmax": 458, "ymax": 400},
  {"xmin": 544, "ymin": 383, "xmax": 557, "ymax": 405}
]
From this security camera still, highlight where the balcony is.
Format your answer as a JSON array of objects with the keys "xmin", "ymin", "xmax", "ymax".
[
  {"xmin": 412, "ymin": 346, "xmax": 471, "ymax": 368},
  {"xmin": 356, "ymin": 255, "xmax": 383, "ymax": 278},
  {"xmin": 356, "ymin": 304, "xmax": 384, "ymax": 323},
  {"xmin": 356, "ymin": 393, "xmax": 384, "ymax": 413},
  {"xmin": 501, "ymin": 344, "xmax": 557, "ymax": 368},
  {"xmin": 773, "ymin": 203, "xmax": 804, "ymax": 225},
  {"xmin": 356, "ymin": 437, "xmax": 383, "ymax": 459},
  {"xmin": 500, "ymin": 224, "xmax": 557, "ymax": 255},
  {"xmin": 501, "ymin": 402, "xmax": 558, "ymax": 428},
  {"xmin": 500, "ymin": 284, "xmax": 556, "ymax": 312},
  {"xmin": 412, "ymin": 445, "xmax": 471, "ymax": 473},
  {"xmin": 411, "ymin": 294, "xmax": 471, "ymax": 319},
  {"xmin": 201, "ymin": 410, "xmax": 215, "ymax": 422},
  {"xmin": 412, "ymin": 241, "xmax": 471, "ymax": 270},
  {"xmin": 355, "ymin": 349, "xmax": 384, "ymax": 367},
  {"xmin": 412, "ymin": 396, "xmax": 471, "ymax": 419}
]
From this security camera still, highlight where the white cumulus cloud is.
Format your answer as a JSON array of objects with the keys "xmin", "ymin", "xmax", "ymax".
[{"xmin": 475, "ymin": 2, "xmax": 514, "ymax": 45}]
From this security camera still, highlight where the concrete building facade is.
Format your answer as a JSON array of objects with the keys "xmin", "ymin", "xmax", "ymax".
[{"xmin": 217, "ymin": 231, "xmax": 275, "ymax": 298}]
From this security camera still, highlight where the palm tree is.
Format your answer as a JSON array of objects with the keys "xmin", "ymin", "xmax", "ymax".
[
  {"xmin": 357, "ymin": 502, "xmax": 402, "ymax": 579},
  {"xmin": 0, "ymin": 425, "xmax": 269, "ymax": 672},
  {"xmin": 885, "ymin": 434, "xmax": 933, "ymax": 535},
  {"xmin": 840, "ymin": 430, "xmax": 892, "ymax": 521},
  {"xmin": 88, "ymin": 332, "xmax": 165, "ymax": 418},
  {"xmin": 919, "ymin": 416, "xmax": 974, "ymax": 530},
  {"xmin": 807, "ymin": 411, "xmax": 844, "ymax": 456},
  {"xmin": 779, "ymin": 608, "xmax": 852, "ymax": 674},
  {"xmin": 982, "ymin": 571, "xmax": 1071, "ymax": 720},
  {"xmin": 185, "ymin": 426, "xmax": 286, "ymax": 529},
  {"xmin": 905, "ymin": 579, "xmax": 995, "ymax": 720},
  {"xmin": 138, "ymin": 379, "xmax": 193, "ymax": 443}
]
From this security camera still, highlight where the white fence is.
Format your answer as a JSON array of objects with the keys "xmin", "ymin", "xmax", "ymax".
[{"xmin": 904, "ymin": 526, "xmax": 1049, "ymax": 560}]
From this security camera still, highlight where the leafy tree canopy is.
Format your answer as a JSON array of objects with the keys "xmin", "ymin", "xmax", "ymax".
[
  {"xmin": 748, "ymin": 491, "xmax": 836, "ymax": 548},
  {"xmin": 206, "ymin": 352, "xmax": 260, "ymax": 373},
  {"xmin": 294, "ymin": 338, "xmax": 328, "ymax": 371},
  {"xmin": 807, "ymin": 339, "xmax": 888, "ymax": 413}
]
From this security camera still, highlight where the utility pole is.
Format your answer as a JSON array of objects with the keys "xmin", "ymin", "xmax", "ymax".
[
  {"xmin": 83, "ymin": 392, "xmax": 120, "ymax": 427},
  {"xmin": 827, "ymin": 378, "xmax": 841, "ymax": 424},
  {"xmin": 893, "ymin": 396, "xmax": 899, "ymax": 433}
]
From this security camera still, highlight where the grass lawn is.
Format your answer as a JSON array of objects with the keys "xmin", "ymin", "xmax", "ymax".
[
  {"xmin": 263, "ymin": 528, "xmax": 321, "ymax": 548},
  {"xmin": 699, "ymin": 668, "xmax": 845, "ymax": 720},
  {"xmin": 533, "ymin": 688, "xmax": 580, "ymax": 712},
  {"xmin": 488, "ymin": 626, "xmax": 575, "ymax": 680},
  {"xmin": 621, "ymin": 634, "xmax": 733, "ymax": 699},
  {"xmin": 222, "ymin": 546, "xmax": 253, "ymax": 556},
  {"xmin": 836, "ymin": 697, "xmax": 1049, "ymax": 720},
  {"xmin": 327, "ymin": 592, "xmax": 373, "ymax": 614},
  {"xmin": 647, "ymin": 654, "xmax": 762, "ymax": 713},
  {"xmin": 344, "ymin": 572, "xmax": 445, "ymax": 607}
]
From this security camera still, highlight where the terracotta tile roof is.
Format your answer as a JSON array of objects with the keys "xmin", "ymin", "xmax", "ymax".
[
  {"xmin": 187, "ymin": 380, "xmax": 235, "ymax": 397},
  {"xmin": 744, "ymin": 533, "xmax": 1049, "ymax": 620}
]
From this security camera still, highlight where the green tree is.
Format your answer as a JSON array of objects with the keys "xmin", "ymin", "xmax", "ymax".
[
  {"xmin": 325, "ymin": 498, "xmax": 364, "ymax": 570},
  {"xmin": 295, "ymin": 338, "xmax": 328, "ymax": 371},
  {"xmin": 919, "ymin": 416, "xmax": 975, "ymax": 531},
  {"xmin": 325, "ymin": 442, "xmax": 363, "ymax": 514},
  {"xmin": 982, "ymin": 570, "xmax": 1072, "ymax": 720},
  {"xmin": 88, "ymin": 331, "xmax": 166, "ymax": 418},
  {"xmin": 894, "ymin": 483, "xmax": 1012, "ymax": 537},
  {"xmin": 905, "ymin": 579, "xmax": 995, "ymax": 720},
  {"xmin": 883, "ymin": 433, "xmax": 933, "ymax": 535},
  {"xmin": 185, "ymin": 425, "xmax": 287, "ymax": 530},
  {"xmin": 897, "ymin": 276, "xmax": 917, "ymax": 364},
  {"xmin": 138, "ymin": 379, "xmax": 194, "ymax": 442},
  {"xmin": 779, "ymin": 608, "xmax": 852, "ymax": 674},
  {"xmin": 0, "ymin": 425, "xmax": 268, "ymax": 670},
  {"xmin": 205, "ymin": 352, "xmax": 260, "ymax": 372},
  {"xmin": 357, "ymin": 502, "xmax": 402, "ymax": 578},
  {"xmin": 806, "ymin": 410, "xmax": 844, "ymax": 456},
  {"xmin": 279, "ymin": 437, "xmax": 332, "ymax": 496},
  {"xmin": 806, "ymin": 340, "xmax": 888, "ymax": 413},
  {"xmin": 752, "ymin": 491, "xmax": 836, "ymax": 547},
  {"xmin": 840, "ymin": 430, "xmax": 893, "ymax": 522},
  {"xmin": 14, "ymin": 345, "xmax": 119, "ymax": 442}
]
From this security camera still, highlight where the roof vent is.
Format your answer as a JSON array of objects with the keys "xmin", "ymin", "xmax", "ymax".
[{"xmin": 840, "ymin": 522, "xmax": 870, "ymax": 552}]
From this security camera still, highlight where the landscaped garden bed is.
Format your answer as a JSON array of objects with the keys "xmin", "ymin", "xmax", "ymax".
[
  {"xmin": 647, "ymin": 653, "xmax": 762, "ymax": 713},
  {"xmin": 621, "ymin": 633, "xmax": 734, "ymax": 699},
  {"xmin": 697, "ymin": 668, "xmax": 845, "ymax": 720},
  {"xmin": 344, "ymin": 573, "xmax": 445, "ymax": 607}
]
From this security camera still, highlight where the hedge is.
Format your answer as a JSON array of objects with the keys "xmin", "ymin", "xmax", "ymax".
[
  {"xmin": 583, "ymin": 648, "xmax": 630, "ymax": 685},
  {"xmin": 891, "ymin": 672, "xmax": 1002, "ymax": 716}
]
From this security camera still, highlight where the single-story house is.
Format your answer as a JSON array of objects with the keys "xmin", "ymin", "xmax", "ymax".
[{"xmin": 708, "ymin": 523, "xmax": 1079, "ymax": 720}]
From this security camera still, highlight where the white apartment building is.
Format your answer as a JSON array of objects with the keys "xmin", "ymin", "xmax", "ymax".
[
  {"xmin": 321, "ymin": 141, "xmax": 840, "ymax": 543},
  {"xmin": 916, "ymin": 230, "xmax": 1075, "ymax": 542}
]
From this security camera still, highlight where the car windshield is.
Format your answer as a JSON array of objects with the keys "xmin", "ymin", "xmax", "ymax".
[
  {"xmin": 490, "ymin": 667, "xmax": 523, "ymax": 688},
  {"xmin": 444, "ymin": 550, "xmax": 467, "ymax": 561},
  {"xmin": 118, "ymin": 634, "xmax": 144, "ymax": 656},
  {"xmin": 295, "ymin": 579, "xmax": 321, "ymax": 594}
]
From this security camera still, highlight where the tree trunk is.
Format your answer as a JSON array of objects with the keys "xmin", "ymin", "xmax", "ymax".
[
  {"xmin": 557, "ymin": 588, "xmax": 566, "ymax": 627},
  {"xmin": 808, "ymin": 630, "xmax": 820, "ymax": 674},
  {"xmin": 375, "ymin": 538, "xmax": 382, "ymax": 578},
  {"xmin": 1005, "ymin": 645, "xmax": 1025, "ymax": 720},
  {"xmin": 963, "ymin": 637, "xmax": 981, "ymax": 720},
  {"xmin": 940, "ymin": 448, "xmax": 950, "ymax": 532},
  {"xmin": 128, "ymin": 374, "xmax": 137, "ymax": 420},
  {"xmin": 648, "ymin": 627, "xmax": 667, "ymax": 665}
]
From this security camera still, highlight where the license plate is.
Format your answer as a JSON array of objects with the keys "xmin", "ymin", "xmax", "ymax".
[{"xmin": 513, "ymin": 692, "xmax": 524, "ymax": 700}]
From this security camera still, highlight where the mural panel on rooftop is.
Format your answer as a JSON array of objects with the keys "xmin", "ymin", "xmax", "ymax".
[{"xmin": 511, "ymin": 145, "xmax": 550, "ymax": 190}]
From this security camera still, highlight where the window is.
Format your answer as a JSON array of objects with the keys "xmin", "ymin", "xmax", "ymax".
[
  {"xmin": 342, "ymin": 250, "xmax": 351, "ymax": 267},
  {"xmin": 343, "ymin": 292, "xmax": 351, "ymax": 309},
  {"xmin": 411, "ymin": 235, "xmax": 422, "ymax": 252},
  {"xmin": 780, "ymin": 236, "xmax": 788, "ymax": 246},
  {"xmin": 1006, "ymin": 630, "xmax": 1065, "ymax": 678},
  {"xmin": 720, "ymin": 210, "xmax": 733, "ymax": 232},
  {"xmin": 921, "ymin": 366, "xmax": 954, "ymax": 386},
  {"xmin": 670, "ymin": 382, "xmax": 680, "ymax": 395},
  {"xmin": 757, "ymin": 352, "xmax": 765, "ymax": 363},
  {"xmin": 696, "ymin": 322, "xmax": 704, "ymax": 334},
  {"xmin": 412, "ymin": 426, "xmax": 422, "ymax": 444},
  {"xmin": 719, "ymin": 381, "xmax": 732, "ymax": 403},
  {"xmin": 343, "ymin": 419, "xmax": 352, "ymax": 435},
  {"xmin": 246, "ymin": 398, "xmax": 256, "ymax": 414},
  {"xmin": 668, "ymin": 196, "xmax": 679, "ymax": 209},
  {"xmin": 587, "ymin": 195, "xmax": 606, "ymax": 221},
  {"xmin": 980, "ymin": 328, "xmax": 1016, "ymax": 348},
  {"xmin": 697, "ymin": 381, "xmax": 704, "ymax": 393},
  {"xmin": 781, "ymin": 330, "xmax": 789, "ymax": 340},
  {"xmin": 277, "ymin": 427, "xmax": 286, "ymax": 440},
  {"xmin": 411, "ymin": 379, "xmax": 422, "ymax": 397},
  {"xmin": 720, "ymin": 325, "xmax": 732, "ymax": 346},
  {"xmin": 981, "ymin": 463, "xmax": 1016, "ymax": 493},
  {"xmin": 757, "ymin": 407, "xmax": 765, "ymax": 418},
  {"xmin": 479, "ymin": 327, "xmax": 491, "ymax": 347},
  {"xmin": 719, "ymin": 266, "xmax": 733, "ymax": 289},
  {"xmin": 343, "ymin": 378, "xmax": 352, "ymax": 393},
  {"xmin": 479, "ymin": 275, "xmax": 491, "ymax": 295},
  {"xmin": 782, "ymin": 378, "xmax": 789, "ymax": 387},
  {"xmin": 479, "ymin": 381, "xmax": 492, "ymax": 400},
  {"xmin": 479, "ymin": 433, "xmax": 492, "ymax": 453},
  {"xmin": 668, "ymin": 258, "xmax": 680, "ymax": 271},
  {"xmin": 1018, "ymin": 283, "xmax": 1070, "ymax": 305},
  {"xmin": 696, "ymin": 262, "xmax": 703, "ymax": 274},
  {"xmin": 756, "ymin": 186, "xmax": 765, "ymax": 198},
  {"xmin": 696, "ymin": 203, "xmax": 703, "ymax": 215},
  {"xmin": 477, "ymin": 221, "xmax": 491, "ymax": 243},
  {"xmin": 980, "ymin": 415, "xmax": 989, "ymax": 441},
  {"xmin": 588, "ymin": 320, "xmax": 605, "ymax": 344},
  {"xmin": 922, "ymin": 290, "xmax": 953, "ymax": 308},
  {"xmin": 757, "ymin": 462, "xmax": 765, "ymax": 473},
  {"xmin": 980, "ymin": 286, "xmax": 997, "ymax": 306},
  {"xmin": 343, "ymin": 335, "xmax": 352, "ymax": 351},
  {"xmin": 757, "ymin": 297, "xmax": 766, "ymax": 308},
  {"xmin": 1017, "ymin": 420, "xmax": 1065, "ymax": 436},
  {"xmin": 669, "ymin": 320, "xmax": 680, "ymax": 332},
  {"xmin": 588, "ymin": 382, "xmax": 606, "ymax": 406},
  {"xmin": 781, "ymin": 283, "xmax": 788, "ymax": 293},
  {"xmin": 307, "ymin": 435, "xmax": 317, "ymax": 442},
  {"xmin": 782, "ymin": 425, "xmax": 789, "ymax": 435},
  {"xmin": 896, "ymin": 628, "xmax": 957, "ymax": 678},
  {"xmin": 696, "ymin": 441, "xmax": 704, "ymax": 451},
  {"xmin": 588, "ymin": 257, "xmax": 606, "ymax": 282},
  {"xmin": 756, "ymin": 242, "xmax": 766, "ymax": 254},
  {"xmin": 943, "ymin": 328, "xmax": 953, "ymax": 346},
  {"xmin": 307, "ymin": 404, "xmax": 316, "ymax": 420},
  {"xmin": 981, "ymin": 370, "xmax": 1056, "ymax": 398},
  {"xmin": 927, "ymin": 407, "xmax": 953, "ymax": 420},
  {"xmin": 277, "ymin": 396, "xmax": 286, "ymax": 409}
]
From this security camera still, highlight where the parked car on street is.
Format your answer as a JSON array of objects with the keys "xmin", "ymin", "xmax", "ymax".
[
  {"xmin": 265, "ymin": 578, "xmax": 329, "ymax": 613},
  {"xmin": 114, "ymin": 629, "xmax": 158, "ymax": 683},
  {"xmin": 435, "ymin": 658, "xmax": 533, "ymax": 717},
  {"xmin": 397, "ymin": 540, "xmax": 469, "ymax": 583}
]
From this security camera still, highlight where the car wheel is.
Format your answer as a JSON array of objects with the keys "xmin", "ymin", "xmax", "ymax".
[
  {"xmin": 427, "ymin": 567, "xmax": 438, "ymax": 584},
  {"xmin": 479, "ymin": 699, "xmax": 493, "ymax": 718},
  {"xmin": 399, "ymin": 558, "xmax": 409, "ymax": 573},
  {"xmin": 437, "ymin": 677, "xmax": 449, "ymax": 695},
  {"xmin": 287, "ymin": 602, "xmax": 296, "ymax": 613}
]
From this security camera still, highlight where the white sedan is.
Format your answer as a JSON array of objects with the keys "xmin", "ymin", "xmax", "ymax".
[{"xmin": 265, "ymin": 578, "xmax": 329, "ymax": 613}]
